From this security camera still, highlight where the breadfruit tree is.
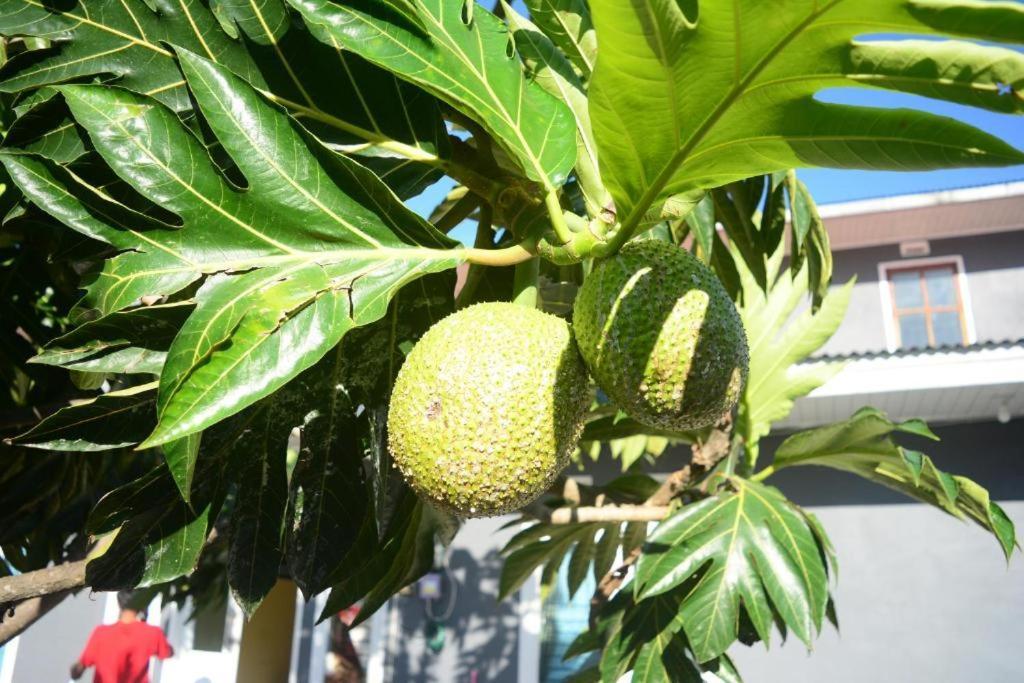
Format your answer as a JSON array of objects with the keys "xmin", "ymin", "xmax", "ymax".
[{"xmin": 0, "ymin": 0, "xmax": 1020, "ymax": 678}]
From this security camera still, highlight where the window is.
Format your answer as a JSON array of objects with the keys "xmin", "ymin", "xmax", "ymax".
[{"xmin": 880, "ymin": 258, "xmax": 973, "ymax": 350}]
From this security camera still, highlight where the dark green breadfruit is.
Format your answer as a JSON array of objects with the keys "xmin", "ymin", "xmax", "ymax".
[
  {"xmin": 387, "ymin": 302, "xmax": 590, "ymax": 517},
  {"xmin": 573, "ymin": 240, "xmax": 748, "ymax": 431}
]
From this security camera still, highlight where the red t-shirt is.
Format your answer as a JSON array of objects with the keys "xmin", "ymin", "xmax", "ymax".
[{"xmin": 78, "ymin": 620, "xmax": 173, "ymax": 683}]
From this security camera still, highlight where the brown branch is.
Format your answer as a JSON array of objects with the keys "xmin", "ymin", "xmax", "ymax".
[
  {"xmin": 587, "ymin": 415, "xmax": 736, "ymax": 628},
  {"xmin": 0, "ymin": 559, "xmax": 87, "ymax": 605},
  {"xmin": 549, "ymin": 505, "xmax": 670, "ymax": 524},
  {"xmin": 0, "ymin": 527, "xmax": 220, "ymax": 642}
]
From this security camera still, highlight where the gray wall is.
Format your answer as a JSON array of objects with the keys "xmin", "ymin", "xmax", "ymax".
[
  {"xmin": 816, "ymin": 230, "xmax": 1024, "ymax": 356},
  {"xmin": 387, "ymin": 517, "xmax": 521, "ymax": 683},
  {"xmin": 11, "ymin": 589, "xmax": 108, "ymax": 682}
]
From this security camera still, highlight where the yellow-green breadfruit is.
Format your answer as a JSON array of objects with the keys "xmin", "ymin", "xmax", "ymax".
[
  {"xmin": 387, "ymin": 302, "xmax": 590, "ymax": 517},
  {"xmin": 573, "ymin": 240, "xmax": 748, "ymax": 431}
]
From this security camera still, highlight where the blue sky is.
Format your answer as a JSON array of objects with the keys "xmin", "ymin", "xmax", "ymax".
[{"xmin": 800, "ymin": 88, "xmax": 1024, "ymax": 203}]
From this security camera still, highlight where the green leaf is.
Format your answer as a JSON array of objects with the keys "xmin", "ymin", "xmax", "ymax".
[
  {"xmin": 684, "ymin": 194, "xmax": 715, "ymax": 262},
  {"xmin": 31, "ymin": 302, "xmax": 193, "ymax": 375},
  {"xmin": 286, "ymin": 271, "xmax": 454, "ymax": 597},
  {"xmin": 11, "ymin": 382, "xmax": 156, "ymax": 451},
  {"xmin": 2, "ymin": 94, "xmax": 88, "ymax": 165},
  {"xmin": 89, "ymin": 465, "xmax": 190, "ymax": 536},
  {"xmin": 289, "ymin": 0, "xmax": 577, "ymax": 188},
  {"xmin": 3, "ymin": 50, "xmax": 462, "ymax": 446},
  {"xmin": 636, "ymin": 479, "xmax": 830, "ymax": 663},
  {"xmin": 736, "ymin": 245, "xmax": 853, "ymax": 456},
  {"xmin": 580, "ymin": 413, "xmax": 695, "ymax": 447},
  {"xmin": 87, "ymin": 499, "xmax": 213, "ymax": 590},
  {"xmin": 286, "ymin": 345, "xmax": 369, "ymax": 598},
  {"xmin": 499, "ymin": 523, "xmax": 592, "ymax": 599},
  {"xmin": 592, "ymin": 523, "xmax": 621, "ymax": 583},
  {"xmin": 704, "ymin": 654, "xmax": 743, "ymax": 683},
  {"xmin": 523, "ymin": 0, "xmax": 596, "ymax": 79},
  {"xmin": 228, "ymin": 403, "xmax": 291, "ymax": 616},
  {"xmin": 771, "ymin": 408, "xmax": 1017, "ymax": 560},
  {"xmin": 600, "ymin": 586, "xmax": 700, "ymax": 683},
  {"xmin": 564, "ymin": 627, "xmax": 602, "ymax": 662},
  {"xmin": 503, "ymin": 2, "xmax": 606, "ymax": 216},
  {"xmin": 0, "ymin": 0, "xmax": 448, "ymax": 176},
  {"xmin": 320, "ymin": 489, "xmax": 445, "ymax": 625},
  {"xmin": 600, "ymin": 474, "xmax": 661, "ymax": 504},
  {"xmin": 588, "ymin": 0, "xmax": 1024, "ymax": 227},
  {"xmin": 786, "ymin": 173, "xmax": 832, "ymax": 308},
  {"xmin": 0, "ymin": 0, "xmax": 254, "ymax": 111},
  {"xmin": 86, "ymin": 396, "xmax": 281, "ymax": 589},
  {"xmin": 566, "ymin": 668, "xmax": 601, "ymax": 683},
  {"xmin": 567, "ymin": 524, "xmax": 597, "ymax": 598},
  {"xmin": 164, "ymin": 432, "xmax": 201, "ymax": 503}
]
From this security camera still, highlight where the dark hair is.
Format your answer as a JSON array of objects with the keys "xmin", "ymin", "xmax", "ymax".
[{"xmin": 117, "ymin": 590, "xmax": 138, "ymax": 611}]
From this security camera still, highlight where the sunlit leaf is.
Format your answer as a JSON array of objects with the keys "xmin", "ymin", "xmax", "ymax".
[
  {"xmin": 589, "ymin": 0, "xmax": 1024, "ymax": 226},
  {"xmin": 770, "ymin": 407, "xmax": 1017, "ymax": 559},
  {"xmin": 2, "ymin": 51, "xmax": 461, "ymax": 446},
  {"xmin": 636, "ymin": 479, "xmax": 831, "ymax": 662},
  {"xmin": 289, "ymin": 0, "xmax": 577, "ymax": 188}
]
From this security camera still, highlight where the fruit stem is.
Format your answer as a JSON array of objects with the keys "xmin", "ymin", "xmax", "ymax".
[
  {"xmin": 512, "ymin": 257, "xmax": 540, "ymax": 308},
  {"xmin": 462, "ymin": 243, "xmax": 534, "ymax": 267},
  {"xmin": 544, "ymin": 188, "xmax": 574, "ymax": 245}
]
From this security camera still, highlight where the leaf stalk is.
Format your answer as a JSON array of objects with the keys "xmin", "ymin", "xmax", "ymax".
[{"xmin": 512, "ymin": 257, "xmax": 540, "ymax": 307}]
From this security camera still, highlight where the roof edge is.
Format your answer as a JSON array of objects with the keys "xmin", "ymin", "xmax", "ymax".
[{"xmin": 818, "ymin": 181, "xmax": 1024, "ymax": 219}]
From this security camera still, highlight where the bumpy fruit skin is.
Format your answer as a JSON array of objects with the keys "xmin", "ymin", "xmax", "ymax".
[
  {"xmin": 387, "ymin": 302, "xmax": 590, "ymax": 518},
  {"xmin": 573, "ymin": 240, "xmax": 748, "ymax": 431}
]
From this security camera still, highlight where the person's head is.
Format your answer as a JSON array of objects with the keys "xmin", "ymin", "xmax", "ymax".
[{"xmin": 116, "ymin": 590, "xmax": 143, "ymax": 617}]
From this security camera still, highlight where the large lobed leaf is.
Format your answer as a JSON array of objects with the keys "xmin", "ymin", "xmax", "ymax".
[
  {"xmin": 589, "ymin": 0, "xmax": 1024, "ymax": 227},
  {"xmin": 30, "ymin": 302, "xmax": 193, "ymax": 375},
  {"xmin": 502, "ymin": 1, "xmax": 607, "ymax": 216},
  {"xmin": 635, "ymin": 478, "xmax": 834, "ymax": 663},
  {"xmin": 11, "ymin": 382, "xmax": 157, "ymax": 451},
  {"xmin": 736, "ymin": 245, "xmax": 853, "ymax": 458},
  {"xmin": 0, "ymin": 0, "xmax": 448, "ymax": 176},
  {"xmin": 288, "ymin": 0, "xmax": 577, "ymax": 189},
  {"xmin": 1, "ymin": 50, "xmax": 461, "ymax": 447},
  {"xmin": 769, "ymin": 407, "xmax": 1017, "ymax": 559},
  {"xmin": 523, "ymin": 0, "xmax": 596, "ymax": 80}
]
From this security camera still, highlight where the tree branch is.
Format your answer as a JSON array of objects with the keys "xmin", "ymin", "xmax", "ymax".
[
  {"xmin": 0, "ymin": 559, "xmax": 87, "ymax": 605},
  {"xmin": 548, "ymin": 505, "xmax": 670, "ymax": 524},
  {"xmin": 587, "ymin": 415, "xmax": 735, "ymax": 628}
]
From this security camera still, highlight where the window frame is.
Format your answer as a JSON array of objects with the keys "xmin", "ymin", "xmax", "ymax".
[{"xmin": 878, "ymin": 255, "xmax": 977, "ymax": 352}]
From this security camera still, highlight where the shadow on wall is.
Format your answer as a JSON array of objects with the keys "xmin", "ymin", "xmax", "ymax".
[{"xmin": 389, "ymin": 546, "xmax": 520, "ymax": 683}]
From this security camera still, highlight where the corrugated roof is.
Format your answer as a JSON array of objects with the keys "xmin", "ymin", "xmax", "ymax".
[{"xmin": 810, "ymin": 338, "xmax": 1024, "ymax": 362}]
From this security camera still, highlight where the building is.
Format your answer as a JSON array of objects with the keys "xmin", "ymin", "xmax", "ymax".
[{"xmin": 2, "ymin": 182, "xmax": 1022, "ymax": 682}]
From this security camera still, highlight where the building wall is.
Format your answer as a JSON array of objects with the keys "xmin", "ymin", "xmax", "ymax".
[
  {"xmin": 817, "ymin": 229, "xmax": 1024, "ymax": 356},
  {"xmin": 386, "ymin": 517, "xmax": 522, "ymax": 683},
  {"xmin": 10, "ymin": 589, "xmax": 107, "ymax": 682}
]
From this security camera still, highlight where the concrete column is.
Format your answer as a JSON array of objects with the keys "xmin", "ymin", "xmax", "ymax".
[{"xmin": 236, "ymin": 579, "xmax": 297, "ymax": 683}]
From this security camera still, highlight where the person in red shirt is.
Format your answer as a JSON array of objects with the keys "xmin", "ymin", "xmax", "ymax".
[{"xmin": 70, "ymin": 591, "xmax": 174, "ymax": 683}]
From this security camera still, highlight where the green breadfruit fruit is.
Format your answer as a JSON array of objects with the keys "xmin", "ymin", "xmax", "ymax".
[
  {"xmin": 573, "ymin": 240, "xmax": 749, "ymax": 431},
  {"xmin": 387, "ymin": 302, "xmax": 591, "ymax": 517}
]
